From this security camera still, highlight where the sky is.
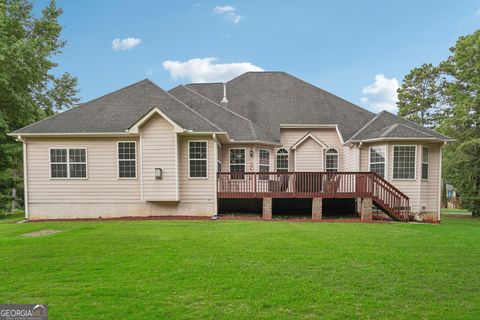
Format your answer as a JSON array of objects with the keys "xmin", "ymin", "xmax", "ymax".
[{"xmin": 35, "ymin": 0, "xmax": 480, "ymax": 113}]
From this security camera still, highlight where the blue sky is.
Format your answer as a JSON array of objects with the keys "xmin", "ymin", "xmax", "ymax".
[{"xmin": 37, "ymin": 0, "xmax": 480, "ymax": 113}]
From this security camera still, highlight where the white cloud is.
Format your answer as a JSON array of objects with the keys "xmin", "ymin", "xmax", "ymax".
[
  {"xmin": 162, "ymin": 57, "xmax": 263, "ymax": 82},
  {"xmin": 214, "ymin": 5, "xmax": 243, "ymax": 24},
  {"xmin": 112, "ymin": 38, "xmax": 141, "ymax": 51},
  {"xmin": 361, "ymin": 74, "xmax": 399, "ymax": 112}
]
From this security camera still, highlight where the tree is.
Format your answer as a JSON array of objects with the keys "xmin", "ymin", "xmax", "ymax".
[
  {"xmin": 439, "ymin": 30, "xmax": 480, "ymax": 216},
  {"xmin": 0, "ymin": 0, "xmax": 79, "ymax": 211},
  {"xmin": 397, "ymin": 63, "xmax": 442, "ymax": 128}
]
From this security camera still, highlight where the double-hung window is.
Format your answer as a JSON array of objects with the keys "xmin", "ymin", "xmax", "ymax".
[
  {"xmin": 118, "ymin": 142, "xmax": 136, "ymax": 178},
  {"xmin": 276, "ymin": 149, "xmax": 288, "ymax": 172},
  {"xmin": 50, "ymin": 148, "xmax": 87, "ymax": 179},
  {"xmin": 393, "ymin": 145, "xmax": 416, "ymax": 179},
  {"xmin": 259, "ymin": 149, "xmax": 270, "ymax": 180},
  {"xmin": 422, "ymin": 146, "xmax": 429, "ymax": 180},
  {"xmin": 325, "ymin": 148, "xmax": 338, "ymax": 172},
  {"xmin": 230, "ymin": 149, "xmax": 245, "ymax": 179},
  {"xmin": 189, "ymin": 141, "xmax": 208, "ymax": 178},
  {"xmin": 369, "ymin": 146, "xmax": 386, "ymax": 178}
]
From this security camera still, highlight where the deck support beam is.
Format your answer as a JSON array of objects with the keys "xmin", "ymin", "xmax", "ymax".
[
  {"xmin": 361, "ymin": 197, "xmax": 372, "ymax": 222},
  {"xmin": 312, "ymin": 198, "xmax": 322, "ymax": 221},
  {"xmin": 262, "ymin": 197, "xmax": 272, "ymax": 220}
]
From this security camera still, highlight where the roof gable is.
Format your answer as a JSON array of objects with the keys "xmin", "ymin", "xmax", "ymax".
[{"xmin": 291, "ymin": 132, "xmax": 329, "ymax": 150}]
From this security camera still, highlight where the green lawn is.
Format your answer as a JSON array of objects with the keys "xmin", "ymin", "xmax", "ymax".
[{"xmin": 0, "ymin": 214, "xmax": 479, "ymax": 319}]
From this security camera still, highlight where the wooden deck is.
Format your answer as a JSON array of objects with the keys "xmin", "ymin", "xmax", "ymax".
[{"xmin": 217, "ymin": 172, "xmax": 410, "ymax": 221}]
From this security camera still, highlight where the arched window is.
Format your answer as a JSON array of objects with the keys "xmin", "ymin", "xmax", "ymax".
[
  {"xmin": 276, "ymin": 148, "xmax": 289, "ymax": 172},
  {"xmin": 325, "ymin": 148, "xmax": 338, "ymax": 172}
]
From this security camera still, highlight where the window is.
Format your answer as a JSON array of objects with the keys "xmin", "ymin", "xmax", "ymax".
[
  {"xmin": 50, "ymin": 148, "xmax": 87, "ymax": 179},
  {"xmin": 118, "ymin": 142, "xmax": 136, "ymax": 178},
  {"xmin": 393, "ymin": 146, "xmax": 416, "ymax": 179},
  {"xmin": 369, "ymin": 146, "xmax": 386, "ymax": 178},
  {"xmin": 259, "ymin": 149, "xmax": 270, "ymax": 180},
  {"xmin": 276, "ymin": 149, "xmax": 288, "ymax": 172},
  {"xmin": 189, "ymin": 141, "xmax": 208, "ymax": 178},
  {"xmin": 422, "ymin": 146, "xmax": 429, "ymax": 180},
  {"xmin": 230, "ymin": 149, "xmax": 245, "ymax": 179},
  {"xmin": 325, "ymin": 148, "xmax": 338, "ymax": 172}
]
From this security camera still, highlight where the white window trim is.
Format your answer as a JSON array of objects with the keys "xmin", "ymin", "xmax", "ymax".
[
  {"xmin": 258, "ymin": 149, "xmax": 270, "ymax": 172},
  {"xmin": 325, "ymin": 148, "xmax": 339, "ymax": 172},
  {"xmin": 392, "ymin": 145, "xmax": 417, "ymax": 181},
  {"xmin": 422, "ymin": 146, "xmax": 429, "ymax": 181},
  {"xmin": 368, "ymin": 145, "xmax": 386, "ymax": 178},
  {"xmin": 117, "ymin": 141, "xmax": 137, "ymax": 180},
  {"xmin": 188, "ymin": 140, "xmax": 209, "ymax": 179},
  {"xmin": 276, "ymin": 148, "xmax": 289, "ymax": 172},
  {"xmin": 229, "ymin": 148, "xmax": 246, "ymax": 172},
  {"xmin": 49, "ymin": 147, "xmax": 88, "ymax": 180}
]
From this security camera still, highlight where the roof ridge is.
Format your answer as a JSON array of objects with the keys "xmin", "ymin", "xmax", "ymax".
[
  {"xmin": 272, "ymin": 72, "xmax": 376, "ymax": 117},
  {"xmin": 382, "ymin": 111, "xmax": 450, "ymax": 139},
  {"xmin": 379, "ymin": 123, "xmax": 399, "ymax": 137},
  {"xmin": 180, "ymin": 85, "xmax": 278, "ymax": 142},
  {"xmin": 149, "ymin": 82, "xmax": 224, "ymax": 132},
  {"xmin": 348, "ymin": 111, "xmax": 385, "ymax": 141},
  {"xmin": 395, "ymin": 123, "xmax": 433, "ymax": 137}
]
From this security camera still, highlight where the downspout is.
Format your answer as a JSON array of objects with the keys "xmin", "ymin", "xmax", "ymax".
[
  {"xmin": 21, "ymin": 136, "xmax": 29, "ymax": 220},
  {"xmin": 213, "ymin": 134, "xmax": 219, "ymax": 218}
]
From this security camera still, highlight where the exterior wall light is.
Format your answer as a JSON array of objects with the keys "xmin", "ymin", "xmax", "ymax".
[
  {"xmin": 155, "ymin": 168, "xmax": 162, "ymax": 180},
  {"xmin": 250, "ymin": 148, "xmax": 254, "ymax": 157}
]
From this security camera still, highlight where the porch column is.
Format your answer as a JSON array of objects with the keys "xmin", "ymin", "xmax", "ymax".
[
  {"xmin": 312, "ymin": 198, "xmax": 322, "ymax": 221},
  {"xmin": 263, "ymin": 197, "xmax": 272, "ymax": 220},
  {"xmin": 361, "ymin": 197, "xmax": 372, "ymax": 222}
]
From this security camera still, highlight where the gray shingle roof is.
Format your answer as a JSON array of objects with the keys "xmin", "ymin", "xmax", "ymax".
[
  {"xmin": 186, "ymin": 71, "xmax": 376, "ymax": 141},
  {"xmin": 349, "ymin": 111, "xmax": 452, "ymax": 141},
  {"xmin": 12, "ymin": 79, "xmax": 221, "ymax": 134},
  {"xmin": 168, "ymin": 85, "xmax": 278, "ymax": 143}
]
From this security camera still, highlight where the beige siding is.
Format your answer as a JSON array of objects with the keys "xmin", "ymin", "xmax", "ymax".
[
  {"xmin": 26, "ymin": 137, "xmax": 140, "ymax": 203},
  {"xmin": 140, "ymin": 114, "xmax": 177, "ymax": 201},
  {"xmin": 178, "ymin": 135, "xmax": 216, "ymax": 201},
  {"xmin": 294, "ymin": 138, "xmax": 323, "ymax": 171},
  {"xmin": 343, "ymin": 145, "xmax": 356, "ymax": 171},
  {"xmin": 220, "ymin": 144, "xmax": 275, "ymax": 172},
  {"xmin": 280, "ymin": 128, "xmax": 344, "ymax": 171},
  {"xmin": 359, "ymin": 141, "xmax": 442, "ymax": 216}
]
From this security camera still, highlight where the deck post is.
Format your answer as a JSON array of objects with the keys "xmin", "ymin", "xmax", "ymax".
[
  {"xmin": 361, "ymin": 197, "xmax": 372, "ymax": 222},
  {"xmin": 312, "ymin": 198, "xmax": 322, "ymax": 221},
  {"xmin": 263, "ymin": 197, "xmax": 272, "ymax": 220}
]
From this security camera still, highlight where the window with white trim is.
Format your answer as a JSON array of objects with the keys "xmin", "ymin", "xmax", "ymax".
[
  {"xmin": 276, "ymin": 148, "xmax": 288, "ymax": 172},
  {"xmin": 325, "ymin": 148, "xmax": 338, "ymax": 172},
  {"xmin": 259, "ymin": 149, "xmax": 270, "ymax": 180},
  {"xmin": 393, "ymin": 146, "xmax": 416, "ymax": 179},
  {"xmin": 422, "ymin": 146, "xmax": 429, "ymax": 180},
  {"xmin": 50, "ymin": 148, "xmax": 87, "ymax": 178},
  {"xmin": 369, "ymin": 146, "xmax": 386, "ymax": 178},
  {"xmin": 189, "ymin": 141, "xmax": 208, "ymax": 178},
  {"xmin": 118, "ymin": 142, "xmax": 136, "ymax": 178},
  {"xmin": 230, "ymin": 148, "xmax": 245, "ymax": 179}
]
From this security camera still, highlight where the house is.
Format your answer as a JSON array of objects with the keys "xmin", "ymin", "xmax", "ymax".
[{"xmin": 9, "ymin": 72, "xmax": 453, "ymax": 222}]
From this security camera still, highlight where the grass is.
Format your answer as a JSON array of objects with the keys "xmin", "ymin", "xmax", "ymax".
[{"xmin": 0, "ymin": 214, "xmax": 479, "ymax": 319}]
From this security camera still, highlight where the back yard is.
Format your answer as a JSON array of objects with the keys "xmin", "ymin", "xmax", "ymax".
[{"xmin": 0, "ymin": 213, "xmax": 479, "ymax": 319}]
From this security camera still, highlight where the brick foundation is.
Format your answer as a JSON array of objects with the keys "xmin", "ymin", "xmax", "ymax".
[
  {"xmin": 263, "ymin": 197, "xmax": 272, "ymax": 220},
  {"xmin": 312, "ymin": 198, "xmax": 322, "ymax": 221}
]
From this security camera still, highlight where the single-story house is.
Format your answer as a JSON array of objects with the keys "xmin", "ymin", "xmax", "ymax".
[{"xmin": 9, "ymin": 72, "xmax": 453, "ymax": 222}]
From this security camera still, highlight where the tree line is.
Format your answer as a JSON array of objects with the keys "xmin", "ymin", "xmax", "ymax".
[{"xmin": 397, "ymin": 30, "xmax": 480, "ymax": 216}]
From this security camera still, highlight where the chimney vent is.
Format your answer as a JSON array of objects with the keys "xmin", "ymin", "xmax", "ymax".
[{"xmin": 221, "ymin": 82, "xmax": 228, "ymax": 105}]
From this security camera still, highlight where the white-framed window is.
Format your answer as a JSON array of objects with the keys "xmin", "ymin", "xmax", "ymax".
[
  {"xmin": 325, "ymin": 148, "xmax": 339, "ymax": 172},
  {"xmin": 229, "ymin": 148, "xmax": 245, "ymax": 179},
  {"xmin": 189, "ymin": 141, "xmax": 208, "ymax": 178},
  {"xmin": 259, "ymin": 149, "xmax": 270, "ymax": 172},
  {"xmin": 49, "ymin": 148, "xmax": 87, "ymax": 179},
  {"xmin": 276, "ymin": 148, "xmax": 289, "ymax": 172},
  {"xmin": 393, "ymin": 145, "xmax": 416, "ymax": 180},
  {"xmin": 422, "ymin": 146, "xmax": 429, "ymax": 180},
  {"xmin": 118, "ymin": 141, "xmax": 136, "ymax": 179},
  {"xmin": 369, "ymin": 146, "xmax": 386, "ymax": 178}
]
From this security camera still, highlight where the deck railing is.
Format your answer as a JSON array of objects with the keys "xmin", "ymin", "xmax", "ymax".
[{"xmin": 217, "ymin": 172, "xmax": 409, "ymax": 221}]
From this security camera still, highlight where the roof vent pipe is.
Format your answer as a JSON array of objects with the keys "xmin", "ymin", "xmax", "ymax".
[{"xmin": 221, "ymin": 82, "xmax": 228, "ymax": 106}]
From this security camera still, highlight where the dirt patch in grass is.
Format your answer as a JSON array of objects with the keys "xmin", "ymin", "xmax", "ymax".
[{"xmin": 21, "ymin": 229, "xmax": 61, "ymax": 237}]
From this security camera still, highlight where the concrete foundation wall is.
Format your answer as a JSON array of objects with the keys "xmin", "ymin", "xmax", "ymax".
[{"xmin": 28, "ymin": 201, "xmax": 215, "ymax": 220}]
